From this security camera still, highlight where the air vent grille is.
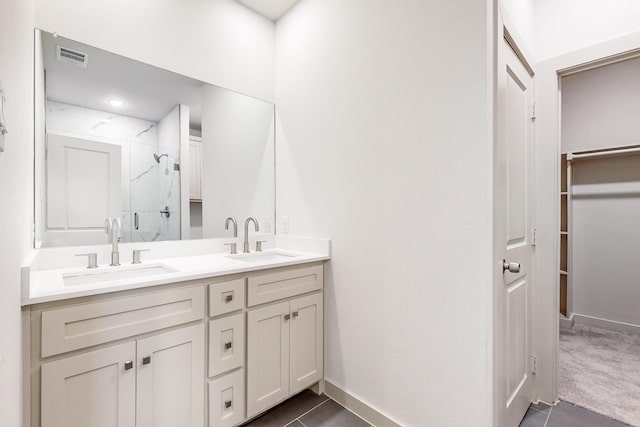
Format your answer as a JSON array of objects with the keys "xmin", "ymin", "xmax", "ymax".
[{"xmin": 56, "ymin": 45, "xmax": 88, "ymax": 68}]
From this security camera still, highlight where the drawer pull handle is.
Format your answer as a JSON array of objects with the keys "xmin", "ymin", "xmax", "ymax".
[
  {"xmin": 225, "ymin": 294, "xmax": 233, "ymax": 303},
  {"xmin": 143, "ymin": 356, "xmax": 151, "ymax": 365},
  {"xmin": 292, "ymin": 311, "xmax": 299, "ymax": 318},
  {"xmin": 124, "ymin": 360, "xmax": 133, "ymax": 371},
  {"xmin": 224, "ymin": 341, "xmax": 232, "ymax": 350},
  {"xmin": 284, "ymin": 313, "xmax": 291, "ymax": 321},
  {"xmin": 224, "ymin": 400, "xmax": 232, "ymax": 409}
]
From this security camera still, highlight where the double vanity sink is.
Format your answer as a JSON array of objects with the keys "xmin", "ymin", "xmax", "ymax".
[
  {"xmin": 62, "ymin": 251, "xmax": 298, "ymax": 287},
  {"xmin": 24, "ymin": 241, "xmax": 330, "ymax": 305}
]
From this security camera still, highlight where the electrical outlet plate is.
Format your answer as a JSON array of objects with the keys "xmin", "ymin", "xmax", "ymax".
[
  {"xmin": 262, "ymin": 217, "xmax": 271, "ymax": 233},
  {"xmin": 281, "ymin": 217, "xmax": 290, "ymax": 234}
]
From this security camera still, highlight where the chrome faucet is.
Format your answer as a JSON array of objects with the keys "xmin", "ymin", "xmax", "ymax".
[
  {"xmin": 105, "ymin": 217, "xmax": 122, "ymax": 266},
  {"xmin": 224, "ymin": 217, "xmax": 238, "ymax": 254},
  {"xmin": 225, "ymin": 217, "xmax": 238, "ymax": 237},
  {"xmin": 243, "ymin": 217, "xmax": 259, "ymax": 254}
]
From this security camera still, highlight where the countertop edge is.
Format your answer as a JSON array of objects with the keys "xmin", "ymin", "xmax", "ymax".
[{"xmin": 23, "ymin": 254, "xmax": 330, "ymax": 306}]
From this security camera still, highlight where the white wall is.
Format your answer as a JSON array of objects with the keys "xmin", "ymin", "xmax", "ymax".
[
  {"xmin": 275, "ymin": 1, "xmax": 493, "ymax": 425},
  {"xmin": 561, "ymin": 56, "xmax": 640, "ymax": 153},
  {"xmin": 34, "ymin": 0, "xmax": 275, "ymax": 102},
  {"xmin": 571, "ymin": 155, "xmax": 640, "ymax": 330},
  {"xmin": 0, "ymin": 0, "xmax": 34, "ymax": 424},
  {"xmin": 500, "ymin": 0, "xmax": 535, "ymax": 50},
  {"xmin": 534, "ymin": 0, "xmax": 640, "ymax": 60},
  {"xmin": 501, "ymin": 0, "xmax": 640, "ymax": 61}
]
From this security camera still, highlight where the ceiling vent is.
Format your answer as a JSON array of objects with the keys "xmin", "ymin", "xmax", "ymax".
[{"xmin": 56, "ymin": 45, "xmax": 89, "ymax": 68}]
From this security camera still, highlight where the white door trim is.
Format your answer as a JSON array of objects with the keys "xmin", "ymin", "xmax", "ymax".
[{"xmin": 534, "ymin": 29, "xmax": 640, "ymax": 404}]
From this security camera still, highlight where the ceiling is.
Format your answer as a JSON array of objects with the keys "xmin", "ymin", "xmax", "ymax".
[
  {"xmin": 236, "ymin": 0, "xmax": 300, "ymax": 21},
  {"xmin": 42, "ymin": 32, "xmax": 204, "ymax": 130}
]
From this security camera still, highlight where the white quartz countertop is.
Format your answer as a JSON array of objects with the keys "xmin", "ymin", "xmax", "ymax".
[{"xmin": 23, "ymin": 245, "xmax": 329, "ymax": 306}]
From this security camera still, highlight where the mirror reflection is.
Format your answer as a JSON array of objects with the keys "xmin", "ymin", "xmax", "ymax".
[{"xmin": 35, "ymin": 30, "xmax": 275, "ymax": 247}]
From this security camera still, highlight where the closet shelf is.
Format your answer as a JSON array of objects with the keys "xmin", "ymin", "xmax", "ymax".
[
  {"xmin": 560, "ymin": 270, "xmax": 568, "ymax": 276},
  {"xmin": 560, "ymin": 231, "xmax": 568, "ymax": 235}
]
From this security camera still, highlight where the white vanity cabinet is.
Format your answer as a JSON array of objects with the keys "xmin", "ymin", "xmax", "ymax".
[
  {"xmin": 246, "ymin": 266, "xmax": 324, "ymax": 418},
  {"xmin": 27, "ymin": 261, "xmax": 325, "ymax": 427},
  {"xmin": 41, "ymin": 324, "xmax": 204, "ymax": 427},
  {"xmin": 31, "ymin": 285, "xmax": 206, "ymax": 427}
]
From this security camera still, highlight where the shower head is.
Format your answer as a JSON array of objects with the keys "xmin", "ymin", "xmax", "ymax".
[{"xmin": 153, "ymin": 153, "xmax": 169, "ymax": 163}]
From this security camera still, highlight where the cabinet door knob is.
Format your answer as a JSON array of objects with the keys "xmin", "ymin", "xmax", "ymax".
[
  {"xmin": 224, "ymin": 400, "xmax": 232, "ymax": 409},
  {"xmin": 224, "ymin": 341, "xmax": 232, "ymax": 350},
  {"xmin": 124, "ymin": 360, "xmax": 133, "ymax": 371},
  {"xmin": 292, "ymin": 311, "xmax": 299, "ymax": 318},
  {"xmin": 224, "ymin": 294, "xmax": 233, "ymax": 303},
  {"xmin": 142, "ymin": 356, "xmax": 151, "ymax": 365},
  {"xmin": 284, "ymin": 313, "xmax": 291, "ymax": 321}
]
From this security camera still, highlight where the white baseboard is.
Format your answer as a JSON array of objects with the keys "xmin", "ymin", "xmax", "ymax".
[
  {"xmin": 559, "ymin": 313, "xmax": 574, "ymax": 330},
  {"xmin": 324, "ymin": 380, "xmax": 402, "ymax": 427},
  {"xmin": 573, "ymin": 313, "xmax": 640, "ymax": 335}
]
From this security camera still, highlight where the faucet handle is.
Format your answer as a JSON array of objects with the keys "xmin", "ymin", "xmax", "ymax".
[
  {"xmin": 224, "ymin": 242, "xmax": 238, "ymax": 255},
  {"xmin": 255, "ymin": 240, "xmax": 267, "ymax": 252},
  {"xmin": 76, "ymin": 253, "xmax": 98, "ymax": 269},
  {"xmin": 132, "ymin": 249, "xmax": 150, "ymax": 264}
]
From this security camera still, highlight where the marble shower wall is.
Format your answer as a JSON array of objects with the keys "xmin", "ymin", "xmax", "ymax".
[{"xmin": 46, "ymin": 100, "xmax": 182, "ymax": 243}]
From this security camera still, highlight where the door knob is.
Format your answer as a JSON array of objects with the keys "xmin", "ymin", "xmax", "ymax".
[{"xmin": 503, "ymin": 260, "xmax": 521, "ymax": 273}]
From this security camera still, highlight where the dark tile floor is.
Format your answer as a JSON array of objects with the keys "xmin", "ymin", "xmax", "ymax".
[
  {"xmin": 519, "ymin": 401, "xmax": 631, "ymax": 427},
  {"xmin": 242, "ymin": 389, "xmax": 372, "ymax": 427},
  {"xmin": 244, "ymin": 392, "xmax": 632, "ymax": 427}
]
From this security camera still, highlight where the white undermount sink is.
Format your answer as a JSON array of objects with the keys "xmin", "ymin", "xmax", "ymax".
[
  {"xmin": 227, "ymin": 251, "xmax": 297, "ymax": 264},
  {"xmin": 63, "ymin": 264, "xmax": 177, "ymax": 287}
]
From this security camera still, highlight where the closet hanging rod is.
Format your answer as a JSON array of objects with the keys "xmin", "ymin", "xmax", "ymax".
[{"xmin": 568, "ymin": 146, "xmax": 640, "ymax": 161}]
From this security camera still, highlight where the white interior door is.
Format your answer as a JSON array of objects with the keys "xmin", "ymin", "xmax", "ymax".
[
  {"xmin": 45, "ymin": 133, "xmax": 121, "ymax": 246},
  {"xmin": 494, "ymin": 25, "xmax": 535, "ymax": 427}
]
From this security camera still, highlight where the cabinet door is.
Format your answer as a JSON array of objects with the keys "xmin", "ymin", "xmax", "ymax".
[
  {"xmin": 289, "ymin": 293, "xmax": 324, "ymax": 394},
  {"xmin": 41, "ymin": 341, "xmax": 136, "ymax": 427},
  {"xmin": 247, "ymin": 301, "xmax": 290, "ymax": 418},
  {"xmin": 189, "ymin": 138, "xmax": 202, "ymax": 200},
  {"xmin": 136, "ymin": 324, "xmax": 205, "ymax": 427}
]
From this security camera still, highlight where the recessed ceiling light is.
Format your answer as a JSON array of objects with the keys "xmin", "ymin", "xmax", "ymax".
[{"xmin": 109, "ymin": 99, "xmax": 123, "ymax": 107}]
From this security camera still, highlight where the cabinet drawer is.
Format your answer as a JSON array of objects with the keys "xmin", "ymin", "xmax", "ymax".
[
  {"xmin": 41, "ymin": 286, "xmax": 205, "ymax": 357},
  {"xmin": 209, "ymin": 313, "xmax": 244, "ymax": 378},
  {"xmin": 209, "ymin": 369, "xmax": 244, "ymax": 427},
  {"xmin": 247, "ymin": 265, "xmax": 323, "ymax": 307},
  {"xmin": 209, "ymin": 279, "xmax": 244, "ymax": 317}
]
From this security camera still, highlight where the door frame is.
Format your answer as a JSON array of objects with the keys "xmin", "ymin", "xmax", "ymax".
[{"xmin": 533, "ymin": 30, "xmax": 640, "ymax": 404}]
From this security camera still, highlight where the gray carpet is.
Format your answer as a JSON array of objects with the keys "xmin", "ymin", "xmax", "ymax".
[{"xmin": 560, "ymin": 323, "xmax": 640, "ymax": 427}]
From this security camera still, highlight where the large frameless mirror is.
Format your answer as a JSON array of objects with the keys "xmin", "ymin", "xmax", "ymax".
[{"xmin": 34, "ymin": 30, "xmax": 275, "ymax": 247}]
